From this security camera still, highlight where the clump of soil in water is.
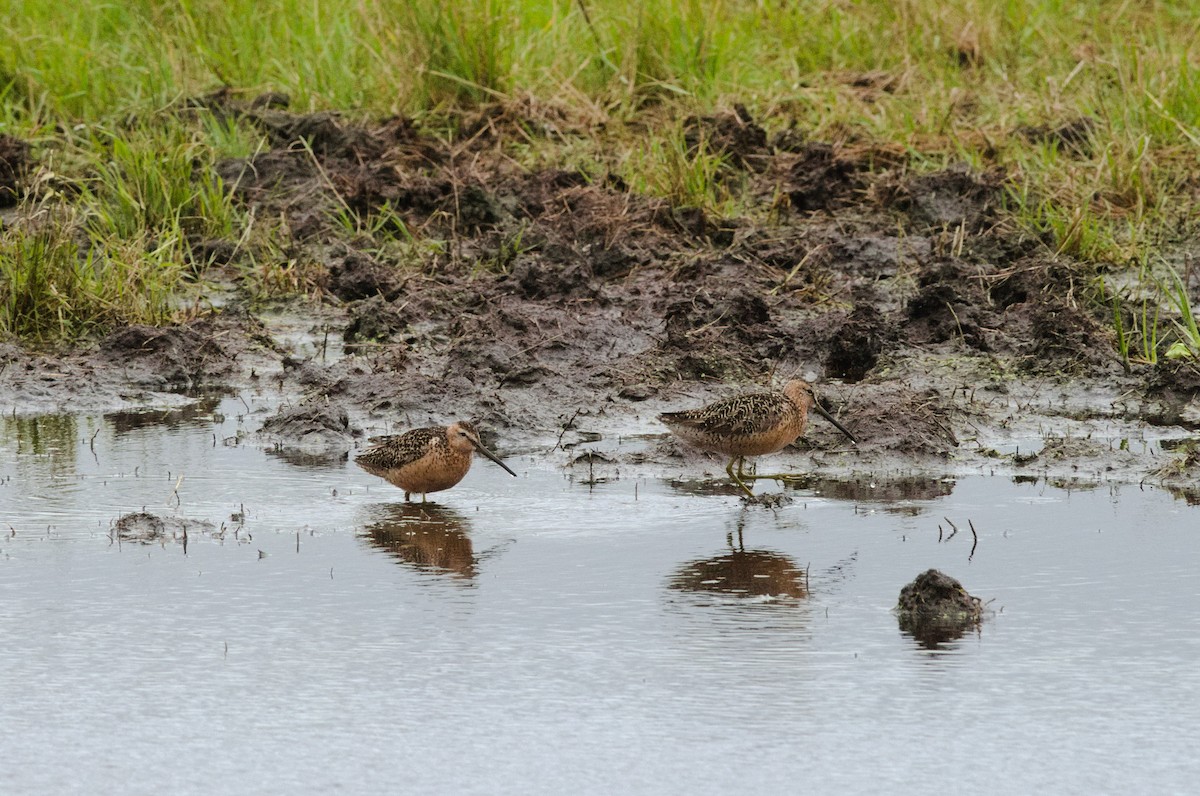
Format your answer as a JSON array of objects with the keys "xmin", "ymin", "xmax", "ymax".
[
  {"xmin": 895, "ymin": 568, "xmax": 984, "ymax": 647},
  {"xmin": 114, "ymin": 511, "xmax": 216, "ymax": 544}
]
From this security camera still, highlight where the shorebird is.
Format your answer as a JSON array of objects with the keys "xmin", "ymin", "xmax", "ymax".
[
  {"xmin": 659, "ymin": 379, "xmax": 856, "ymax": 498},
  {"xmin": 355, "ymin": 420, "xmax": 516, "ymax": 501}
]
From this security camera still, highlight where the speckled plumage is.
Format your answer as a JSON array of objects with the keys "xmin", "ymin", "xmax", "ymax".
[
  {"xmin": 660, "ymin": 380, "xmax": 855, "ymax": 497},
  {"xmin": 355, "ymin": 420, "xmax": 516, "ymax": 501}
]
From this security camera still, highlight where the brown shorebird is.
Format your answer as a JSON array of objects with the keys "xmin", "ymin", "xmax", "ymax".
[
  {"xmin": 659, "ymin": 379, "xmax": 856, "ymax": 498},
  {"xmin": 355, "ymin": 420, "xmax": 516, "ymax": 502}
]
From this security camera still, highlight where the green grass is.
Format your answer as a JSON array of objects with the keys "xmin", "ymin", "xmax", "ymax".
[
  {"xmin": 618, "ymin": 125, "xmax": 737, "ymax": 213},
  {"xmin": 2, "ymin": 0, "xmax": 1200, "ymax": 341},
  {"xmin": 0, "ymin": 219, "xmax": 179, "ymax": 341},
  {"xmin": 82, "ymin": 122, "xmax": 240, "ymax": 241}
]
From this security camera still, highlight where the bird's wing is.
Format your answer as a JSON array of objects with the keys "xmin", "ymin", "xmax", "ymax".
[
  {"xmin": 357, "ymin": 427, "xmax": 440, "ymax": 470},
  {"xmin": 665, "ymin": 393, "xmax": 791, "ymax": 438}
]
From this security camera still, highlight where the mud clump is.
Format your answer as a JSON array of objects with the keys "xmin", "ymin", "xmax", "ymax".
[
  {"xmin": 884, "ymin": 163, "xmax": 1002, "ymax": 233},
  {"xmin": 825, "ymin": 305, "xmax": 893, "ymax": 382},
  {"xmin": 664, "ymin": 289, "xmax": 770, "ymax": 348},
  {"xmin": 0, "ymin": 134, "xmax": 31, "ymax": 207},
  {"xmin": 259, "ymin": 400, "xmax": 356, "ymax": 450},
  {"xmin": 684, "ymin": 105, "xmax": 769, "ymax": 171},
  {"xmin": 114, "ymin": 511, "xmax": 216, "ymax": 544},
  {"xmin": 780, "ymin": 143, "xmax": 868, "ymax": 212},
  {"xmin": 326, "ymin": 249, "xmax": 403, "ymax": 301},
  {"xmin": 98, "ymin": 313, "xmax": 265, "ymax": 390},
  {"xmin": 896, "ymin": 568, "xmax": 984, "ymax": 647},
  {"xmin": 661, "ymin": 289, "xmax": 776, "ymax": 380},
  {"xmin": 903, "ymin": 261, "xmax": 993, "ymax": 350},
  {"xmin": 1014, "ymin": 299, "xmax": 1115, "ymax": 373},
  {"xmin": 343, "ymin": 295, "xmax": 410, "ymax": 346},
  {"xmin": 843, "ymin": 384, "xmax": 958, "ymax": 457}
]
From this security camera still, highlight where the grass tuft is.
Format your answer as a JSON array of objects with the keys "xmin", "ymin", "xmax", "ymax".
[{"xmin": 0, "ymin": 218, "xmax": 178, "ymax": 342}]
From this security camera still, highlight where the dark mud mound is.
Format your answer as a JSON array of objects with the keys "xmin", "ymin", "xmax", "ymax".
[
  {"xmin": 1147, "ymin": 361, "xmax": 1200, "ymax": 427},
  {"xmin": 662, "ymin": 288, "xmax": 776, "ymax": 380},
  {"xmin": 896, "ymin": 568, "xmax": 984, "ymax": 647},
  {"xmin": 0, "ymin": 134, "xmax": 30, "ymax": 207},
  {"xmin": 843, "ymin": 384, "xmax": 959, "ymax": 456},
  {"xmin": 259, "ymin": 400, "xmax": 355, "ymax": 450},
  {"xmin": 903, "ymin": 260, "xmax": 995, "ymax": 350},
  {"xmin": 343, "ymin": 295, "xmax": 410, "ymax": 346},
  {"xmin": 878, "ymin": 163, "xmax": 1003, "ymax": 232},
  {"xmin": 988, "ymin": 260, "xmax": 1117, "ymax": 374},
  {"xmin": 325, "ymin": 248, "xmax": 404, "ymax": 302},
  {"xmin": 684, "ymin": 105, "xmax": 769, "ymax": 171},
  {"xmin": 1008, "ymin": 296, "xmax": 1115, "ymax": 373},
  {"xmin": 99, "ymin": 312, "xmax": 271, "ymax": 390},
  {"xmin": 114, "ymin": 511, "xmax": 216, "ymax": 544},
  {"xmin": 824, "ymin": 304, "xmax": 894, "ymax": 382},
  {"xmin": 776, "ymin": 142, "xmax": 872, "ymax": 213}
]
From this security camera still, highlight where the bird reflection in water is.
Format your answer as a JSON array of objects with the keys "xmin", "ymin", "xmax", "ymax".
[
  {"xmin": 669, "ymin": 521, "xmax": 807, "ymax": 599},
  {"xmin": 360, "ymin": 503, "xmax": 477, "ymax": 580}
]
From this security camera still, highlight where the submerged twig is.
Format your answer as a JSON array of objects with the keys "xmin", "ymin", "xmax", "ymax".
[{"xmin": 943, "ymin": 516, "xmax": 959, "ymax": 542}]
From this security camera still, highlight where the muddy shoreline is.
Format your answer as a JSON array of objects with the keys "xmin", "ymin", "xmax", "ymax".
[{"xmin": 3, "ymin": 99, "xmax": 1199, "ymax": 496}]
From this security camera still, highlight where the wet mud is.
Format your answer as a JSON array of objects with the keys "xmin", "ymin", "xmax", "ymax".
[
  {"xmin": 4, "ymin": 98, "xmax": 1200, "ymax": 487},
  {"xmin": 895, "ymin": 568, "xmax": 985, "ymax": 648},
  {"xmin": 113, "ymin": 511, "xmax": 217, "ymax": 546}
]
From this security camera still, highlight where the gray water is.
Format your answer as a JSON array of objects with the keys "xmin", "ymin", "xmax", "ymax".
[{"xmin": 2, "ymin": 399, "xmax": 1200, "ymax": 795}]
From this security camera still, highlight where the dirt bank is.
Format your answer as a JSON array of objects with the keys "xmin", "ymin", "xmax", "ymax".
[{"xmin": 3, "ymin": 99, "xmax": 1200, "ymax": 494}]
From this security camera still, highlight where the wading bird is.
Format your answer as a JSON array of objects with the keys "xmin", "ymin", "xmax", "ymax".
[
  {"xmin": 659, "ymin": 379, "xmax": 856, "ymax": 498},
  {"xmin": 356, "ymin": 421, "xmax": 516, "ymax": 502}
]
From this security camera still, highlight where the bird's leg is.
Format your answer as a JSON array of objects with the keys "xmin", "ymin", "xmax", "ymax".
[
  {"xmin": 737, "ymin": 457, "xmax": 804, "ymax": 484},
  {"xmin": 404, "ymin": 492, "xmax": 412, "ymax": 502},
  {"xmin": 725, "ymin": 456, "xmax": 755, "ymax": 499},
  {"xmin": 747, "ymin": 471, "xmax": 808, "ymax": 485}
]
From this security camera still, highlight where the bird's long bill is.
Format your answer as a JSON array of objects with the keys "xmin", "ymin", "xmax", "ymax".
[
  {"xmin": 814, "ymin": 402, "xmax": 857, "ymax": 444},
  {"xmin": 470, "ymin": 439, "xmax": 518, "ymax": 477}
]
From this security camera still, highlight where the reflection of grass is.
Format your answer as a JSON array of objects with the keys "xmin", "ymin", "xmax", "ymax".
[{"xmin": 0, "ymin": 413, "xmax": 77, "ymax": 463}]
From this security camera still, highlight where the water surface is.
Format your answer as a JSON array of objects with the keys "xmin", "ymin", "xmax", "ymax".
[{"xmin": 2, "ymin": 401, "xmax": 1199, "ymax": 794}]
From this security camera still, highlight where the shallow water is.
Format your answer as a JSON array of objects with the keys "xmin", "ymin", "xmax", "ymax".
[{"xmin": 3, "ymin": 400, "xmax": 1200, "ymax": 794}]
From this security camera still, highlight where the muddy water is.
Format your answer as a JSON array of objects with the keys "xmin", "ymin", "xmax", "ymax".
[{"xmin": 2, "ymin": 399, "xmax": 1200, "ymax": 794}]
